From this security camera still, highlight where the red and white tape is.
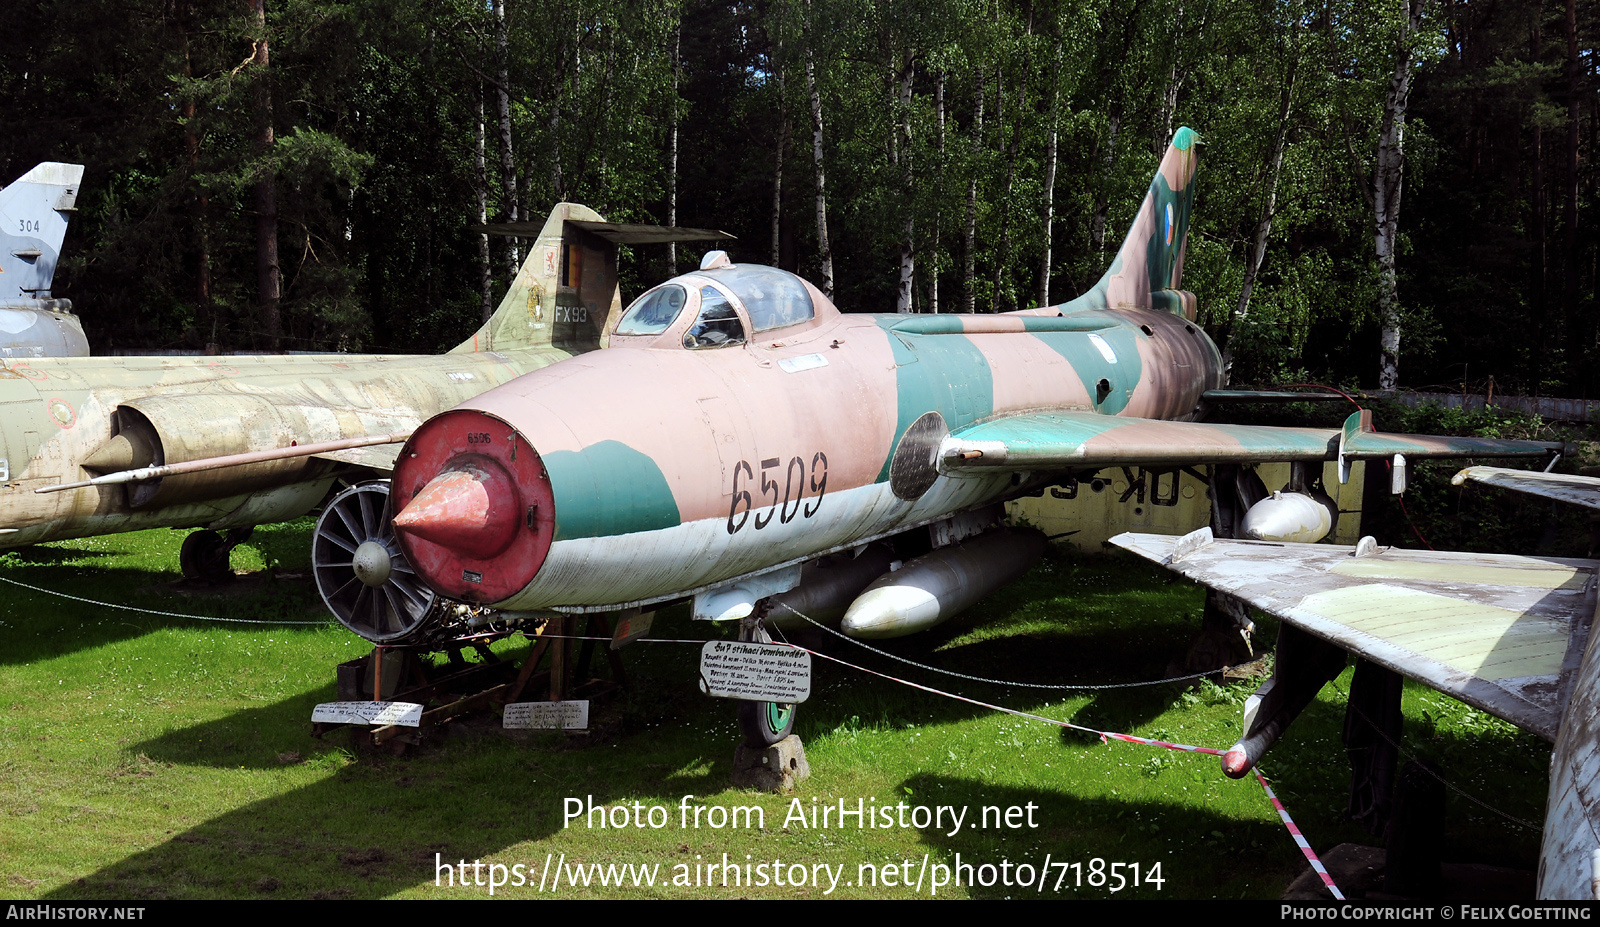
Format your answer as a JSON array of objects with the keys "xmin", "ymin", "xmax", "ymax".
[{"xmin": 1256, "ymin": 770, "xmax": 1345, "ymax": 900}]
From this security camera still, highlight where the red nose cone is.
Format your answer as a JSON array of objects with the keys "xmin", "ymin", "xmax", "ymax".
[
  {"xmin": 1221, "ymin": 745, "xmax": 1254, "ymax": 779},
  {"xmin": 395, "ymin": 465, "xmax": 518, "ymax": 560},
  {"xmin": 390, "ymin": 409, "xmax": 555, "ymax": 606}
]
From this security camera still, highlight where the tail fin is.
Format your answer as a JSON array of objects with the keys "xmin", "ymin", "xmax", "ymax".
[
  {"xmin": 1058, "ymin": 127, "xmax": 1199, "ymax": 319},
  {"xmin": 451, "ymin": 202, "xmax": 621, "ymax": 355},
  {"xmin": 0, "ymin": 162, "xmax": 83, "ymax": 307},
  {"xmin": 451, "ymin": 205, "xmax": 736, "ymax": 355}
]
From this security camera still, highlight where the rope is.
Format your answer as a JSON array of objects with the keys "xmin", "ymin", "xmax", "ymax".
[
  {"xmin": 0, "ymin": 573, "xmax": 332, "ymax": 626},
  {"xmin": 772, "ymin": 601, "xmax": 1256, "ymax": 691}
]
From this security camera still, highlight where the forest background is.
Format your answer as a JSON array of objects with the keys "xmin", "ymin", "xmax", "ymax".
[{"xmin": 0, "ymin": 0, "xmax": 1593, "ymax": 395}]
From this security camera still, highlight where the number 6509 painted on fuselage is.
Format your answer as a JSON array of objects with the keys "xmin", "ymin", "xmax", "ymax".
[{"xmin": 726, "ymin": 452, "xmax": 828, "ymax": 534}]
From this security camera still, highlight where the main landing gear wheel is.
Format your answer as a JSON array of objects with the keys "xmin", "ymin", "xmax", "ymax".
[
  {"xmin": 180, "ymin": 527, "xmax": 253, "ymax": 583},
  {"xmin": 736, "ymin": 623, "xmax": 796, "ymax": 747},
  {"xmin": 314, "ymin": 481, "xmax": 435, "ymax": 645}
]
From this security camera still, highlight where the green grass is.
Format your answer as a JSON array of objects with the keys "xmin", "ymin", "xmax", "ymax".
[{"xmin": 0, "ymin": 522, "xmax": 1550, "ymax": 899}]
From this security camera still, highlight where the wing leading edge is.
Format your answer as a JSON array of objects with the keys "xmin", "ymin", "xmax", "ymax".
[
  {"xmin": 1109, "ymin": 528, "xmax": 1598, "ymax": 741},
  {"xmin": 1454, "ymin": 466, "xmax": 1600, "ymax": 511},
  {"xmin": 940, "ymin": 410, "xmax": 1562, "ymax": 477}
]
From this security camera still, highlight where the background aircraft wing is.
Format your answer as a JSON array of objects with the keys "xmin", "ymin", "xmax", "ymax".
[
  {"xmin": 1108, "ymin": 529, "xmax": 1598, "ymax": 741},
  {"xmin": 1453, "ymin": 466, "xmax": 1600, "ymax": 511},
  {"xmin": 939, "ymin": 409, "xmax": 1562, "ymax": 477},
  {"xmin": 312, "ymin": 443, "xmax": 402, "ymax": 474}
]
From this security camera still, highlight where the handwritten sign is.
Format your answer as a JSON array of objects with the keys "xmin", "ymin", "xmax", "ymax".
[
  {"xmin": 311, "ymin": 701, "xmax": 424, "ymax": 727},
  {"xmin": 503, "ymin": 700, "xmax": 590, "ymax": 730},
  {"xmin": 698, "ymin": 641, "xmax": 811, "ymax": 703}
]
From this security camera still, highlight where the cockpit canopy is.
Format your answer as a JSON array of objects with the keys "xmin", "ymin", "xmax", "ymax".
[
  {"xmin": 612, "ymin": 264, "xmax": 824, "ymax": 350},
  {"xmin": 613, "ymin": 284, "xmax": 686, "ymax": 336},
  {"xmin": 697, "ymin": 265, "xmax": 814, "ymax": 332}
]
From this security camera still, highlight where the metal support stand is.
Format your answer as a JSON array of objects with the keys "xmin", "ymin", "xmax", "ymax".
[{"xmin": 316, "ymin": 613, "xmax": 632, "ymax": 751}]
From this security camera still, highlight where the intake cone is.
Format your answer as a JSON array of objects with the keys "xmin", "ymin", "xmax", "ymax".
[
  {"xmin": 393, "ymin": 465, "xmax": 518, "ymax": 560},
  {"xmin": 389, "ymin": 408, "xmax": 556, "ymax": 606}
]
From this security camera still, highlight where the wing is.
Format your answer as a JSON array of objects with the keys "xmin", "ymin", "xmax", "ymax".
[
  {"xmin": 312, "ymin": 443, "xmax": 402, "ymax": 475},
  {"xmin": 1109, "ymin": 528, "xmax": 1598, "ymax": 741},
  {"xmin": 940, "ymin": 409, "xmax": 1562, "ymax": 479},
  {"xmin": 1453, "ymin": 466, "xmax": 1600, "ymax": 511}
]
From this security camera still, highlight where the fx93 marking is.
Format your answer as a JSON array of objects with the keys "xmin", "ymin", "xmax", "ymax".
[{"xmin": 727, "ymin": 452, "xmax": 828, "ymax": 534}]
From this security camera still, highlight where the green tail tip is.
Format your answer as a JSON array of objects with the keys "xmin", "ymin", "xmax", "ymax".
[{"xmin": 1172, "ymin": 126, "xmax": 1197, "ymax": 150}]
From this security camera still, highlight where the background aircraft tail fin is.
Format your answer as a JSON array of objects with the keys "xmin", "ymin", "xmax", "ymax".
[
  {"xmin": 451, "ymin": 202, "xmax": 619, "ymax": 355},
  {"xmin": 0, "ymin": 162, "xmax": 84, "ymax": 306},
  {"xmin": 450, "ymin": 205, "xmax": 735, "ymax": 356},
  {"xmin": 1055, "ymin": 127, "xmax": 1199, "ymax": 319}
]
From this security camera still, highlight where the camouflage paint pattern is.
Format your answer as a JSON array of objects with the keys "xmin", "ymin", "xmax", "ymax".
[
  {"xmin": 1110, "ymin": 529, "xmax": 1592, "ymax": 740},
  {"xmin": 941, "ymin": 408, "xmax": 1558, "ymax": 473},
  {"xmin": 0, "ymin": 203, "xmax": 620, "ymax": 547},
  {"xmin": 391, "ymin": 131, "xmax": 1560, "ymax": 614}
]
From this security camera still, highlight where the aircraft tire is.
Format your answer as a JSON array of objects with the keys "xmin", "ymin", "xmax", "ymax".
[
  {"xmin": 179, "ymin": 529, "xmax": 232, "ymax": 583},
  {"xmin": 738, "ymin": 699, "xmax": 796, "ymax": 747},
  {"xmin": 736, "ymin": 622, "xmax": 796, "ymax": 747}
]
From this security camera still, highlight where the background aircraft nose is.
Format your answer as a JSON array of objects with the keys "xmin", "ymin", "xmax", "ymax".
[{"xmin": 390, "ymin": 408, "xmax": 555, "ymax": 605}]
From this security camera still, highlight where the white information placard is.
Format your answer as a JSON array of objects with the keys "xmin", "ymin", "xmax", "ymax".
[
  {"xmin": 778, "ymin": 353, "xmax": 829, "ymax": 373},
  {"xmin": 503, "ymin": 700, "xmax": 590, "ymax": 730},
  {"xmin": 698, "ymin": 641, "xmax": 811, "ymax": 702},
  {"xmin": 311, "ymin": 701, "xmax": 424, "ymax": 727}
]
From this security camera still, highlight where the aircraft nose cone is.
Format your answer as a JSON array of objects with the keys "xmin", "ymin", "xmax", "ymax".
[
  {"xmin": 1221, "ymin": 745, "xmax": 1253, "ymax": 779},
  {"xmin": 394, "ymin": 465, "xmax": 519, "ymax": 560}
]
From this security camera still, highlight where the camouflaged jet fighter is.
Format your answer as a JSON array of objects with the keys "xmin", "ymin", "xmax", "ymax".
[
  {"xmin": 1, "ymin": 203, "xmax": 731, "ymax": 636},
  {"xmin": 0, "ymin": 162, "xmax": 88, "ymax": 358},
  {"xmin": 372, "ymin": 128, "xmax": 1562, "ymax": 746}
]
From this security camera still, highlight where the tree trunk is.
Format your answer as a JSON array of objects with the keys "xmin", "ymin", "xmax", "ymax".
[
  {"xmin": 1092, "ymin": 105, "xmax": 1121, "ymax": 256},
  {"xmin": 772, "ymin": 22, "xmax": 787, "ymax": 266},
  {"xmin": 1374, "ymin": 0, "xmax": 1423, "ymax": 391},
  {"xmin": 803, "ymin": 0, "xmax": 833, "ymax": 299},
  {"xmin": 928, "ymin": 68, "xmax": 944, "ymax": 314},
  {"xmin": 494, "ymin": 0, "xmax": 519, "ymax": 280},
  {"xmin": 668, "ymin": 22, "xmax": 680, "ymax": 275},
  {"xmin": 963, "ymin": 69, "xmax": 985, "ymax": 314},
  {"xmin": 991, "ymin": 65, "xmax": 1027, "ymax": 313},
  {"xmin": 1037, "ymin": 69, "xmax": 1059, "ymax": 309},
  {"xmin": 1530, "ymin": 12, "xmax": 1546, "ymax": 380},
  {"xmin": 895, "ymin": 55, "xmax": 915, "ymax": 314},
  {"xmin": 250, "ymin": 0, "xmax": 280, "ymax": 350},
  {"xmin": 177, "ymin": 0, "xmax": 212, "ymax": 341},
  {"xmin": 477, "ymin": 91, "xmax": 493, "ymax": 321},
  {"xmin": 1159, "ymin": 0, "xmax": 1184, "ymax": 151},
  {"xmin": 1563, "ymin": 0, "xmax": 1579, "ymax": 327},
  {"xmin": 1221, "ymin": 42, "xmax": 1298, "ymax": 384}
]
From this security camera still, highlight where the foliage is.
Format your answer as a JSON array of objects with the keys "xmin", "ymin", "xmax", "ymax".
[{"xmin": 0, "ymin": 0, "xmax": 1592, "ymax": 389}]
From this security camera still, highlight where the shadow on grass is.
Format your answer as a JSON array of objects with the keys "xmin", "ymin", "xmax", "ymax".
[
  {"xmin": 894, "ymin": 773, "xmax": 1305, "ymax": 900},
  {"xmin": 0, "ymin": 565, "xmax": 332, "ymax": 665},
  {"xmin": 44, "ymin": 735, "xmax": 735, "ymax": 900}
]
